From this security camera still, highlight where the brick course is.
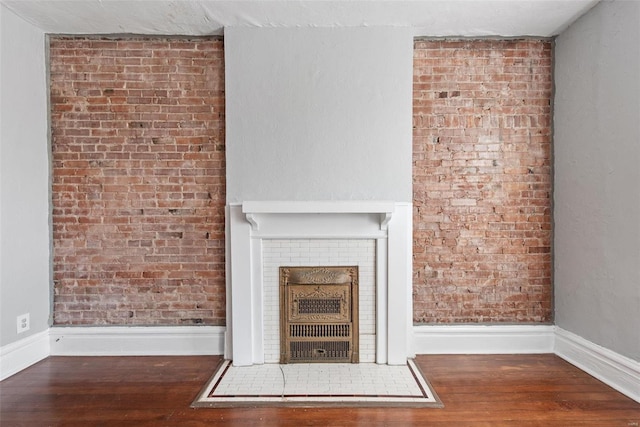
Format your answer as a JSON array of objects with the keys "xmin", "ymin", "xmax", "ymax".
[
  {"xmin": 50, "ymin": 37, "xmax": 225, "ymax": 325},
  {"xmin": 412, "ymin": 39, "xmax": 553, "ymax": 323}
]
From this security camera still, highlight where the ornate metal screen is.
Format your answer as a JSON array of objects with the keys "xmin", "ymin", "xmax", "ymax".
[{"xmin": 280, "ymin": 266, "xmax": 359, "ymax": 363}]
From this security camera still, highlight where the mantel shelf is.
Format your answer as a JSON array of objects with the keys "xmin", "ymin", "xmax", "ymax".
[
  {"xmin": 242, "ymin": 201, "xmax": 395, "ymax": 231},
  {"xmin": 242, "ymin": 201, "xmax": 396, "ymax": 215}
]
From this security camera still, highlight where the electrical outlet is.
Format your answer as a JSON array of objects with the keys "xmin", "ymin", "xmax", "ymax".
[{"xmin": 17, "ymin": 313, "xmax": 30, "ymax": 334}]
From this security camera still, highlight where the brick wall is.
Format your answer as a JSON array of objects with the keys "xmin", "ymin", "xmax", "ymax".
[
  {"xmin": 412, "ymin": 39, "xmax": 553, "ymax": 323},
  {"xmin": 50, "ymin": 37, "xmax": 225, "ymax": 325},
  {"xmin": 50, "ymin": 36, "xmax": 551, "ymax": 326}
]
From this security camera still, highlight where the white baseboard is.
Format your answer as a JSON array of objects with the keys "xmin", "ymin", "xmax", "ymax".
[
  {"xmin": 412, "ymin": 324, "xmax": 556, "ymax": 354},
  {"xmin": 0, "ymin": 330, "xmax": 50, "ymax": 381},
  {"xmin": 49, "ymin": 326, "xmax": 225, "ymax": 356},
  {"xmin": 555, "ymin": 327, "xmax": 640, "ymax": 403}
]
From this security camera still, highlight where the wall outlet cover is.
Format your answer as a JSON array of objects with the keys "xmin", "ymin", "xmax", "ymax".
[{"xmin": 17, "ymin": 313, "xmax": 30, "ymax": 334}]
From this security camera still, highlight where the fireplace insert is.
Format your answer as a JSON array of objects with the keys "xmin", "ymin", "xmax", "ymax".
[{"xmin": 280, "ymin": 266, "xmax": 359, "ymax": 363}]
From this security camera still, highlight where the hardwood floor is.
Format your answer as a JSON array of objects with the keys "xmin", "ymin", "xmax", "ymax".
[{"xmin": 1, "ymin": 354, "xmax": 638, "ymax": 426}]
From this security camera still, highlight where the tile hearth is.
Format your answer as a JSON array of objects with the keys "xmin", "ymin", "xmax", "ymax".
[{"xmin": 192, "ymin": 360, "xmax": 442, "ymax": 407}]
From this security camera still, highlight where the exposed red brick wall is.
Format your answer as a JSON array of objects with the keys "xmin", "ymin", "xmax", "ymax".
[
  {"xmin": 50, "ymin": 37, "xmax": 225, "ymax": 325},
  {"xmin": 412, "ymin": 39, "xmax": 553, "ymax": 323}
]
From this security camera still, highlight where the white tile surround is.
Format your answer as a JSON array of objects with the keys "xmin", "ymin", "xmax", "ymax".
[
  {"xmin": 263, "ymin": 239, "xmax": 376, "ymax": 363},
  {"xmin": 226, "ymin": 201, "xmax": 413, "ymax": 366}
]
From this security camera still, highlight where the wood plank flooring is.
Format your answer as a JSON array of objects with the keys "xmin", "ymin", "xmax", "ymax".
[{"xmin": 1, "ymin": 354, "xmax": 638, "ymax": 426}]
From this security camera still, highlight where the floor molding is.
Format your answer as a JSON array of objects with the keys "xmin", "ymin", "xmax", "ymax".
[
  {"xmin": 0, "ymin": 330, "xmax": 50, "ymax": 381},
  {"xmin": 412, "ymin": 324, "xmax": 556, "ymax": 355},
  {"xmin": 49, "ymin": 326, "xmax": 225, "ymax": 356},
  {"xmin": 555, "ymin": 327, "xmax": 640, "ymax": 403}
]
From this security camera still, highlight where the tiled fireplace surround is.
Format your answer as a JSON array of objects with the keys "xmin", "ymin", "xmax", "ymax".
[{"xmin": 226, "ymin": 201, "xmax": 413, "ymax": 366}]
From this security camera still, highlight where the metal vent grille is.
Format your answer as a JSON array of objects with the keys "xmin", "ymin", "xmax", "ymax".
[
  {"xmin": 289, "ymin": 341, "xmax": 351, "ymax": 361},
  {"xmin": 290, "ymin": 324, "xmax": 351, "ymax": 338},
  {"xmin": 298, "ymin": 298, "xmax": 341, "ymax": 314}
]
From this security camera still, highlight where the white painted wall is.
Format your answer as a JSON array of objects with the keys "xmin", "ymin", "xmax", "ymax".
[
  {"xmin": 224, "ymin": 26, "xmax": 413, "ymax": 203},
  {"xmin": 554, "ymin": 0, "xmax": 640, "ymax": 361},
  {"xmin": 0, "ymin": 5, "xmax": 51, "ymax": 347}
]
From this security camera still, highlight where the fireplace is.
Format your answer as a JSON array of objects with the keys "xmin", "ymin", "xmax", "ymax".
[
  {"xmin": 226, "ymin": 201, "xmax": 413, "ymax": 366},
  {"xmin": 280, "ymin": 266, "xmax": 359, "ymax": 363}
]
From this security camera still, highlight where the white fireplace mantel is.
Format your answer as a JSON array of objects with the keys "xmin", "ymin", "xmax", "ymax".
[
  {"xmin": 226, "ymin": 201, "xmax": 413, "ymax": 366},
  {"xmin": 243, "ymin": 201, "xmax": 395, "ymax": 233}
]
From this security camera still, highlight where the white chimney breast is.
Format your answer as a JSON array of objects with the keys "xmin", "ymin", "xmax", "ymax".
[
  {"xmin": 224, "ymin": 26, "xmax": 413, "ymax": 203},
  {"xmin": 223, "ymin": 26, "xmax": 414, "ymax": 366}
]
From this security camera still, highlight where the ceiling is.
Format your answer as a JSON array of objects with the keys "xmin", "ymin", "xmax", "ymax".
[{"xmin": 1, "ymin": 0, "xmax": 598, "ymax": 37}]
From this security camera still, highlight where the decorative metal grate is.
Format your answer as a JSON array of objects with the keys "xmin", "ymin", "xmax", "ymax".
[
  {"xmin": 298, "ymin": 298, "xmax": 341, "ymax": 314},
  {"xmin": 289, "ymin": 324, "xmax": 351, "ymax": 338},
  {"xmin": 289, "ymin": 341, "xmax": 351, "ymax": 361},
  {"xmin": 280, "ymin": 266, "xmax": 359, "ymax": 363}
]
